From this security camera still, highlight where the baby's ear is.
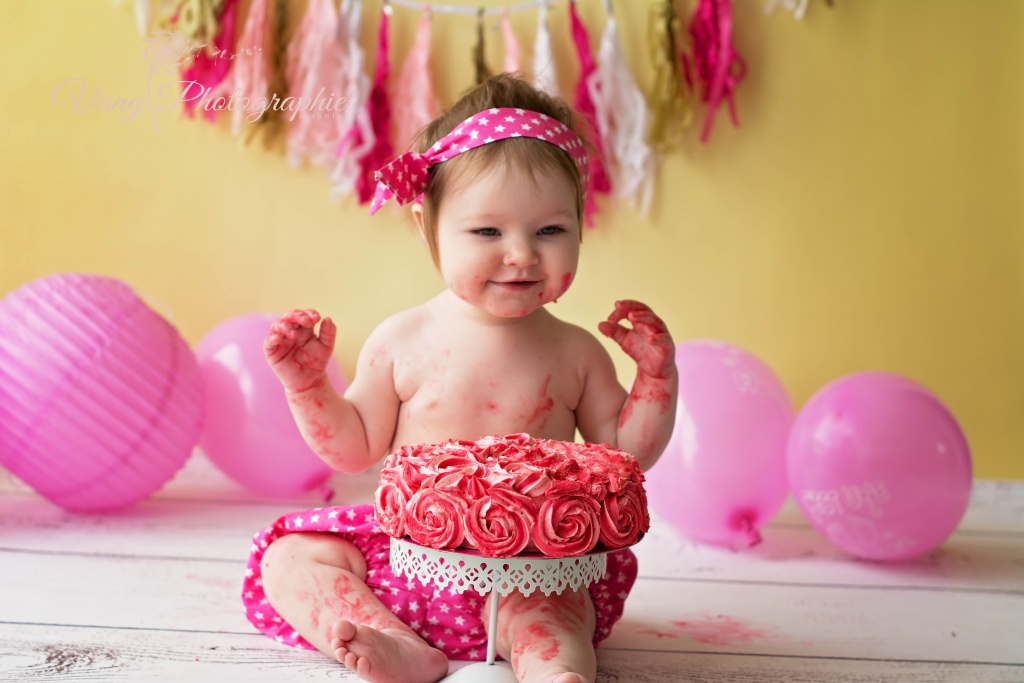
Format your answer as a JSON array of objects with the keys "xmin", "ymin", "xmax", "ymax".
[{"xmin": 411, "ymin": 203, "xmax": 427, "ymax": 244}]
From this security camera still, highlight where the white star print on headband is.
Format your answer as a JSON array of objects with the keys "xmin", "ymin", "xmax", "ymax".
[{"xmin": 369, "ymin": 107, "xmax": 590, "ymax": 215}]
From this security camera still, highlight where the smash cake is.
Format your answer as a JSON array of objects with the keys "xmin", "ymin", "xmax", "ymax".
[{"xmin": 374, "ymin": 433, "xmax": 650, "ymax": 558}]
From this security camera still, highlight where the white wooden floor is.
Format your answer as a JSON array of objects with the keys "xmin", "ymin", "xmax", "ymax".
[{"xmin": 1, "ymin": 452, "xmax": 1022, "ymax": 683}]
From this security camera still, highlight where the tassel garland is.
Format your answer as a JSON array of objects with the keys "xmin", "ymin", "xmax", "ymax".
[
  {"xmin": 392, "ymin": 9, "xmax": 439, "ymax": 152},
  {"xmin": 568, "ymin": 0, "xmax": 611, "ymax": 226},
  {"xmin": 689, "ymin": 0, "xmax": 746, "ymax": 143}
]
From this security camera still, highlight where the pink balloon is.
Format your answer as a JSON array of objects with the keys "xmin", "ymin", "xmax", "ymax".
[
  {"xmin": 646, "ymin": 340, "xmax": 793, "ymax": 548},
  {"xmin": 0, "ymin": 273, "xmax": 204, "ymax": 511},
  {"xmin": 787, "ymin": 372, "xmax": 972, "ymax": 561},
  {"xmin": 195, "ymin": 313, "xmax": 347, "ymax": 497}
]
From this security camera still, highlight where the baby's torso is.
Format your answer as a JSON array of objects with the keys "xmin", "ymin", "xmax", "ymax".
[{"xmin": 387, "ymin": 307, "xmax": 590, "ymax": 449}]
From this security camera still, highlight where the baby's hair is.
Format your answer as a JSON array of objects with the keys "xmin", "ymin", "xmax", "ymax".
[{"xmin": 414, "ymin": 73, "xmax": 588, "ymax": 268}]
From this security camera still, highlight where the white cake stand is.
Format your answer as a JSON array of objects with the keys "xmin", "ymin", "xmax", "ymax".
[{"xmin": 390, "ymin": 538, "xmax": 609, "ymax": 683}]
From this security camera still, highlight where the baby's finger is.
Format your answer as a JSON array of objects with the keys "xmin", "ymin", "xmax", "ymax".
[
  {"xmin": 626, "ymin": 308, "xmax": 665, "ymax": 328},
  {"xmin": 628, "ymin": 317, "xmax": 669, "ymax": 340},
  {"xmin": 269, "ymin": 318, "xmax": 301, "ymax": 341},
  {"xmin": 319, "ymin": 317, "xmax": 338, "ymax": 350},
  {"xmin": 263, "ymin": 332, "xmax": 288, "ymax": 360},
  {"xmin": 282, "ymin": 308, "xmax": 320, "ymax": 327},
  {"xmin": 598, "ymin": 320, "xmax": 629, "ymax": 346}
]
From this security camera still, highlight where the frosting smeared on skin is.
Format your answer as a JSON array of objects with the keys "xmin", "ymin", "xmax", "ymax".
[{"xmin": 525, "ymin": 375, "xmax": 555, "ymax": 426}]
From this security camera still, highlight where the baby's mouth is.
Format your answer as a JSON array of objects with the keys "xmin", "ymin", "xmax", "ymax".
[{"xmin": 494, "ymin": 280, "xmax": 540, "ymax": 290}]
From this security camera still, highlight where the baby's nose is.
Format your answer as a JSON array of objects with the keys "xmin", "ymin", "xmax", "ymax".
[{"xmin": 503, "ymin": 239, "xmax": 539, "ymax": 267}]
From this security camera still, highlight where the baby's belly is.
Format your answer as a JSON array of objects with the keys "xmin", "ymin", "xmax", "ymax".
[{"xmin": 392, "ymin": 394, "xmax": 578, "ymax": 449}]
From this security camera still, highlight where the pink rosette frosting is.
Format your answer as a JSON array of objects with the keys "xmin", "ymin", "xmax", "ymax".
[
  {"xmin": 374, "ymin": 480, "xmax": 408, "ymax": 537},
  {"xmin": 464, "ymin": 485, "xmax": 535, "ymax": 558},
  {"xmin": 598, "ymin": 480, "xmax": 649, "ymax": 548},
  {"xmin": 404, "ymin": 488, "xmax": 468, "ymax": 550},
  {"xmin": 375, "ymin": 433, "xmax": 649, "ymax": 558},
  {"xmin": 533, "ymin": 483, "xmax": 602, "ymax": 558}
]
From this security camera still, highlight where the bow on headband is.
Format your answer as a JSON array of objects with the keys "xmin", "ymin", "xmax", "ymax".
[{"xmin": 369, "ymin": 107, "xmax": 590, "ymax": 215}]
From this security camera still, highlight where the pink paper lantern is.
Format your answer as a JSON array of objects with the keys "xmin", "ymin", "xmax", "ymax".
[
  {"xmin": 787, "ymin": 372, "xmax": 972, "ymax": 561},
  {"xmin": 0, "ymin": 273, "xmax": 204, "ymax": 511},
  {"xmin": 195, "ymin": 313, "xmax": 347, "ymax": 498}
]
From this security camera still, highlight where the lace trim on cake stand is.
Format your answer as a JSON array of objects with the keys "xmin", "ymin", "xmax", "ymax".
[{"xmin": 389, "ymin": 537, "xmax": 609, "ymax": 598}]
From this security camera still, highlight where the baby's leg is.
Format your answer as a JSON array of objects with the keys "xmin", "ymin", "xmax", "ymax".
[
  {"xmin": 260, "ymin": 532, "xmax": 448, "ymax": 683},
  {"xmin": 485, "ymin": 588, "xmax": 597, "ymax": 683}
]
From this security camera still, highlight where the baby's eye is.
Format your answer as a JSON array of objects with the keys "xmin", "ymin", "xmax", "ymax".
[
  {"xmin": 538, "ymin": 226, "xmax": 565, "ymax": 236},
  {"xmin": 472, "ymin": 228, "xmax": 500, "ymax": 237}
]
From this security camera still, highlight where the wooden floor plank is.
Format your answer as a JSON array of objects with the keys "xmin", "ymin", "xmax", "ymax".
[
  {"xmin": 0, "ymin": 624, "xmax": 1020, "ymax": 683},
  {"xmin": 3, "ymin": 494, "xmax": 1021, "ymax": 595},
  {"xmin": 3, "ymin": 550, "xmax": 1021, "ymax": 666}
]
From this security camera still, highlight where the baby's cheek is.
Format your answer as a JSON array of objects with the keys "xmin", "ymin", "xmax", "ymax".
[{"xmin": 448, "ymin": 276, "xmax": 479, "ymax": 303}]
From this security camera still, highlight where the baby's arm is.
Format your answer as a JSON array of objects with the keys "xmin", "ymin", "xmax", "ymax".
[
  {"xmin": 264, "ymin": 309, "xmax": 399, "ymax": 474},
  {"xmin": 577, "ymin": 300, "xmax": 677, "ymax": 471}
]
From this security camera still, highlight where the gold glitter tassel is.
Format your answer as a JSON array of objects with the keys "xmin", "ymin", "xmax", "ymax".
[{"xmin": 647, "ymin": 0, "xmax": 693, "ymax": 151}]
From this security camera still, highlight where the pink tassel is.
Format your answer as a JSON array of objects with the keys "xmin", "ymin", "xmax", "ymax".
[
  {"xmin": 568, "ymin": 0, "xmax": 611, "ymax": 227},
  {"xmin": 501, "ymin": 8, "xmax": 520, "ymax": 74},
  {"xmin": 354, "ymin": 4, "xmax": 394, "ymax": 204},
  {"xmin": 179, "ymin": 0, "xmax": 239, "ymax": 122},
  {"xmin": 230, "ymin": 0, "xmax": 271, "ymax": 136},
  {"xmin": 689, "ymin": 0, "xmax": 747, "ymax": 143},
  {"xmin": 284, "ymin": 0, "xmax": 346, "ymax": 168},
  {"xmin": 392, "ymin": 9, "xmax": 438, "ymax": 152}
]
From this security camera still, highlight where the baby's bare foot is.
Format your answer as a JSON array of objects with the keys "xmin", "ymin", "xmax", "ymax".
[
  {"xmin": 329, "ymin": 619, "xmax": 448, "ymax": 683},
  {"xmin": 551, "ymin": 674, "xmax": 590, "ymax": 683}
]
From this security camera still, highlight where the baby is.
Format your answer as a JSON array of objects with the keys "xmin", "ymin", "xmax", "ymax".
[{"xmin": 242, "ymin": 74, "xmax": 678, "ymax": 683}]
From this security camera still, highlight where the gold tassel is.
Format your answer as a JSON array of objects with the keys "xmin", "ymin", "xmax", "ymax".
[
  {"xmin": 647, "ymin": 0, "xmax": 692, "ymax": 151},
  {"xmin": 473, "ymin": 8, "xmax": 492, "ymax": 85}
]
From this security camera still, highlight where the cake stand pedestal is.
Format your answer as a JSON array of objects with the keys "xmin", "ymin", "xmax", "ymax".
[{"xmin": 390, "ymin": 538, "xmax": 609, "ymax": 683}]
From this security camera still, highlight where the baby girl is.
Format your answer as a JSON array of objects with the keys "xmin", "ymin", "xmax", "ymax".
[{"xmin": 242, "ymin": 73, "xmax": 677, "ymax": 683}]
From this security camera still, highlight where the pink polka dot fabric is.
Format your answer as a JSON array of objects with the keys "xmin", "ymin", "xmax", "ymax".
[
  {"xmin": 369, "ymin": 107, "xmax": 591, "ymax": 215},
  {"xmin": 242, "ymin": 504, "xmax": 636, "ymax": 659}
]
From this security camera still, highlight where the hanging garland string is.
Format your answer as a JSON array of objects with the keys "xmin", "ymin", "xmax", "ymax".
[{"xmin": 134, "ymin": 0, "xmax": 767, "ymax": 215}]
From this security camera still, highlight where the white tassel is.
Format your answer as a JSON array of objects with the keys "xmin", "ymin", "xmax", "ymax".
[
  {"xmin": 765, "ymin": 0, "xmax": 810, "ymax": 20},
  {"xmin": 589, "ymin": 6, "xmax": 655, "ymax": 215},
  {"xmin": 532, "ymin": 2, "xmax": 559, "ymax": 97},
  {"xmin": 135, "ymin": 0, "xmax": 153, "ymax": 36},
  {"xmin": 330, "ymin": 0, "xmax": 376, "ymax": 201}
]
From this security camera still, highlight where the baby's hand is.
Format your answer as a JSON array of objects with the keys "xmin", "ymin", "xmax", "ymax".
[
  {"xmin": 598, "ymin": 300, "xmax": 675, "ymax": 379},
  {"xmin": 264, "ymin": 309, "xmax": 337, "ymax": 393}
]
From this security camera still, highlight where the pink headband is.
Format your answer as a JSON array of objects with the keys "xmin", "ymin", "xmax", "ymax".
[{"xmin": 369, "ymin": 107, "xmax": 590, "ymax": 215}]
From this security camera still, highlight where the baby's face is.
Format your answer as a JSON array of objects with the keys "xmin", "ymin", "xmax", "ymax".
[{"xmin": 434, "ymin": 163, "xmax": 581, "ymax": 320}]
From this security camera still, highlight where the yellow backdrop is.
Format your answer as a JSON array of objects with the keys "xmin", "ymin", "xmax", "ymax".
[{"xmin": 1, "ymin": 0, "xmax": 1021, "ymax": 478}]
